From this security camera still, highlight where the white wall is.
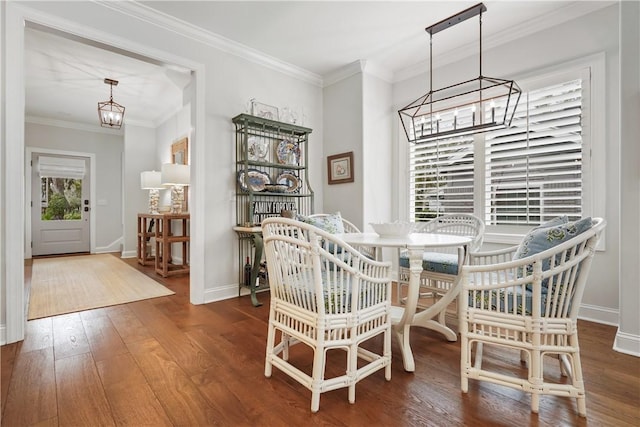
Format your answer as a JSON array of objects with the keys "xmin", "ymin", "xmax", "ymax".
[
  {"xmin": 616, "ymin": 1, "xmax": 640, "ymax": 356},
  {"xmin": 362, "ymin": 71, "xmax": 393, "ymax": 229},
  {"xmin": 25, "ymin": 122, "xmax": 124, "ymax": 252},
  {"xmin": 122, "ymin": 124, "xmax": 156, "ymax": 257},
  {"xmin": 323, "ymin": 70, "xmax": 363, "ymax": 227}
]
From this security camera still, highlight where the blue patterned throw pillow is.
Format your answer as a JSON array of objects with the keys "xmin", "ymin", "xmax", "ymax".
[
  {"xmin": 514, "ymin": 217, "xmax": 592, "ymax": 260},
  {"xmin": 514, "ymin": 217, "xmax": 593, "ymax": 292}
]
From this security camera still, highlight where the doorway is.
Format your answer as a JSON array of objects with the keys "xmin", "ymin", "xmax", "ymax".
[
  {"xmin": 31, "ymin": 153, "xmax": 91, "ymax": 256},
  {"xmin": 4, "ymin": 3, "xmax": 205, "ymax": 345}
]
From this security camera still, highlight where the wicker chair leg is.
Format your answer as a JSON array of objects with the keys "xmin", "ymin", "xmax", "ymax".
[
  {"xmin": 473, "ymin": 341, "xmax": 484, "ymax": 369},
  {"xmin": 282, "ymin": 333, "xmax": 290, "ymax": 361},
  {"xmin": 310, "ymin": 347, "xmax": 326, "ymax": 413},
  {"xmin": 348, "ymin": 344, "xmax": 357, "ymax": 404},
  {"xmin": 264, "ymin": 319, "xmax": 276, "ymax": 378},
  {"xmin": 571, "ymin": 352, "xmax": 587, "ymax": 417},
  {"xmin": 385, "ymin": 327, "xmax": 392, "ymax": 381},
  {"xmin": 461, "ymin": 336, "xmax": 470, "ymax": 393},
  {"xmin": 529, "ymin": 349, "xmax": 543, "ymax": 414}
]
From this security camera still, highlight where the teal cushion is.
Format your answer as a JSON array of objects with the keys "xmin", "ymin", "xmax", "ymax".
[{"xmin": 399, "ymin": 252, "xmax": 459, "ymax": 275}]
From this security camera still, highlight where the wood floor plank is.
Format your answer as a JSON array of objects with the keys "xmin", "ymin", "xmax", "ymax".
[
  {"xmin": 0, "ymin": 342, "xmax": 18, "ymax": 418},
  {"xmin": 96, "ymin": 352, "xmax": 173, "ymax": 426},
  {"xmin": 125, "ymin": 337, "xmax": 222, "ymax": 426},
  {"xmin": 19, "ymin": 317, "xmax": 53, "ymax": 354},
  {"xmin": 104, "ymin": 304, "xmax": 154, "ymax": 344},
  {"xmin": 52, "ymin": 312, "xmax": 91, "ymax": 360},
  {"xmin": 2, "ymin": 347, "xmax": 58, "ymax": 426},
  {"xmin": 81, "ymin": 310, "xmax": 129, "ymax": 362},
  {"xmin": 55, "ymin": 353, "xmax": 115, "ymax": 426},
  {"xmin": 126, "ymin": 299, "xmax": 217, "ymax": 378}
]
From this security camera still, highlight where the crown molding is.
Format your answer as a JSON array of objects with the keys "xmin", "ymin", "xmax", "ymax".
[
  {"xmin": 324, "ymin": 59, "xmax": 393, "ymax": 87},
  {"xmin": 25, "ymin": 116, "xmax": 125, "ymax": 135},
  {"xmin": 101, "ymin": 1, "xmax": 323, "ymax": 87},
  {"xmin": 393, "ymin": 1, "xmax": 617, "ymax": 83}
]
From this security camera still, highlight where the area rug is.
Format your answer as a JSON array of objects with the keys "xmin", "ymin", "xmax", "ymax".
[{"xmin": 28, "ymin": 254, "xmax": 174, "ymax": 320}]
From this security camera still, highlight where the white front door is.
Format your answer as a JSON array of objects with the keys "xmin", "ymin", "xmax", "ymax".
[{"xmin": 31, "ymin": 153, "xmax": 91, "ymax": 256}]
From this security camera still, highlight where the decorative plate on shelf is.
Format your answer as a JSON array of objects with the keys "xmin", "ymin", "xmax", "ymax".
[
  {"xmin": 247, "ymin": 136, "xmax": 268, "ymax": 161},
  {"xmin": 275, "ymin": 171, "xmax": 301, "ymax": 193},
  {"xmin": 276, "ymin": 140, "xmax": 301, "ymax": 165},
  {"xmin": 238, "ymin": 169, "xmax": 271, "ymax": 192}
]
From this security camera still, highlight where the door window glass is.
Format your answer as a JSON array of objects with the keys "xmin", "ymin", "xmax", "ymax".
[{"xmin": 41, "ymin": 177, "xmax": 82, "ymax": 220}]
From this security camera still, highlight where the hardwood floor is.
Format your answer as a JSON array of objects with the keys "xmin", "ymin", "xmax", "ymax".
[{"xmin": 2, "ymin": 256, "xmax": 639, "ymax": 426}]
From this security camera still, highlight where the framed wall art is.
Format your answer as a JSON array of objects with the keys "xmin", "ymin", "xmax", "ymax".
[
  {"xmin": 327, "ymin": 151, "xmax": 354, "ymax": 185},
  {"xmin": 251, "ymin": 101, "xmax": 279, "ymax": 121}
]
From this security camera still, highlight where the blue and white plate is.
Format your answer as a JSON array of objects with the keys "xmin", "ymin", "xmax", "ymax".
[
  {"xmin": 276, "ymin": 171, "xmax": 300, "ymax": 193},
  {"xmin": 276, "ymin": 140, "xmax": 300, "ymax": 165},
  {"xmin": 238, "ymin": 168, "xmax": 271, "ymax": 192}
]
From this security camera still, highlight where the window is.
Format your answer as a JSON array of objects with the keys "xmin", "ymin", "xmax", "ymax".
[{"xmin": 408, "ymin": 68, "xmax": 593, "ymax": 230}]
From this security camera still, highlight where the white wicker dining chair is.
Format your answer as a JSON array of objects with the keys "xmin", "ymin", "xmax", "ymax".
[
  {"xmin": 397, "ymin": 214, "xmax": 485, "ymax": 326},
  {"xmin": 262, "ymin": 217, "xmax": 392, "ymax": 412},
  {"xmin": 459, "ymin": 217, "xmax": 606, "ymax": 417}
]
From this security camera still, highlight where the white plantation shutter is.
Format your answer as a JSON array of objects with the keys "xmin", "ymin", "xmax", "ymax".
[
  {"xmin": 485, "ymin": 79, "xmax": 582, "ymax": 225},
  {"xmin": 408, "ymin": 78, "xmax": 584, "ymax": 226},
  {"xmin": 409, "ymin": 134, "xmax": 474, "ymax": 221}
]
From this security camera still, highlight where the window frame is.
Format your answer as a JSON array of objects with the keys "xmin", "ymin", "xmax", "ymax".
[{"xmin": 399, "ymin": 53, "xmax": 606, "ymax": 248}]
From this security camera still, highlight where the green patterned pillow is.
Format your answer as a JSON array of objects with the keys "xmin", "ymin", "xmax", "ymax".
[{"xmin": 297, "ymin": 212, "xmax": 345, "ymax": 234}]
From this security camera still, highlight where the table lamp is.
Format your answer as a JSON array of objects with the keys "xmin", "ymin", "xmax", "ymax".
[
  {"xmin": 140, "ymin": 170, "xmax": 165, "ymax": 214},
  {"xmin": 161, "ymin": 163, "xmax": 190, "ymax": 213}
]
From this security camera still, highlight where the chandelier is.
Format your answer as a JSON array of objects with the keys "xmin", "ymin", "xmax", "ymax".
[
  {"xmin": 98, "ymin": 78, "xmax": 125, "ymax": 129},
  {"xmin": 398, "ymin": 3, "xmax": 521, "ymax": 143}
]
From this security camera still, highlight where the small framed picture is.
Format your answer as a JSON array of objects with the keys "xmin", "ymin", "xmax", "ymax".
[
  {"xmin": 327, "ymin": 151, "xmax": 354, "ymax": 185},
  {"xmin": 251, "ymin": 101, "xmax": 279, "ymax": 121}
]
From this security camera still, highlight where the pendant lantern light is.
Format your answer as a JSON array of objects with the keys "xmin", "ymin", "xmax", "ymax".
[{"xmin": 98, "ymin": 78, "xmax": 125, "ymax": 129}]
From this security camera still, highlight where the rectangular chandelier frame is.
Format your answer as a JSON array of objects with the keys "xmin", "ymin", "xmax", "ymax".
[{"xmin": 398, "ymin": 3, "xmax": 521, "ymax": 143}]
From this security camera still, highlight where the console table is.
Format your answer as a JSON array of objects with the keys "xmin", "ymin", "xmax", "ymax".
[{"xmin": 137, "ymin": 213, "xmax": 190, "ymax": 277}]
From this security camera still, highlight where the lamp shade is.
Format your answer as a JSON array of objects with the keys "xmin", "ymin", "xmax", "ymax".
[
  {"xmin": 161, "ymin": 163, "xmax": 190, "ymax": 186},
  {"xmin": 140, "ymin": 171, "xmax": 164, "ymax": 189}
]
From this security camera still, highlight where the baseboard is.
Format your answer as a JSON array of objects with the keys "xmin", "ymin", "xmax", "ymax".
[
  {"xmin": 120, "ymin": 250, "xmax": 137, "ymax": 258},
  {"xmin": 614, "ymin": 330, "xmax": 640, "ymax": 357},
  {"xmin": 203, "ymin": 283, "xmax": 239, "ymax": 304},
  {"xmin": 578, "ymin": 303, "xmax": 619, "ymax": 326},
  {"xmin": 0, "ymin": 324, "xmax": 6, "ymax": 346},
  {"xmin": 95, "ymin": 237, "xmax": 122, "ymax": 254}
]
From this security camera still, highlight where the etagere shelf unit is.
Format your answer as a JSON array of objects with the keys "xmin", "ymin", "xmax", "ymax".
[{"xmin": 232, "ymin": 113, "xmax": 314, "ymax": 306}]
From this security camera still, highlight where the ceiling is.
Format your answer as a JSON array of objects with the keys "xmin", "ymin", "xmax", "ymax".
[{"xmin": 24, "ymin": 1, "xmax": 613, "ymax": 129}]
